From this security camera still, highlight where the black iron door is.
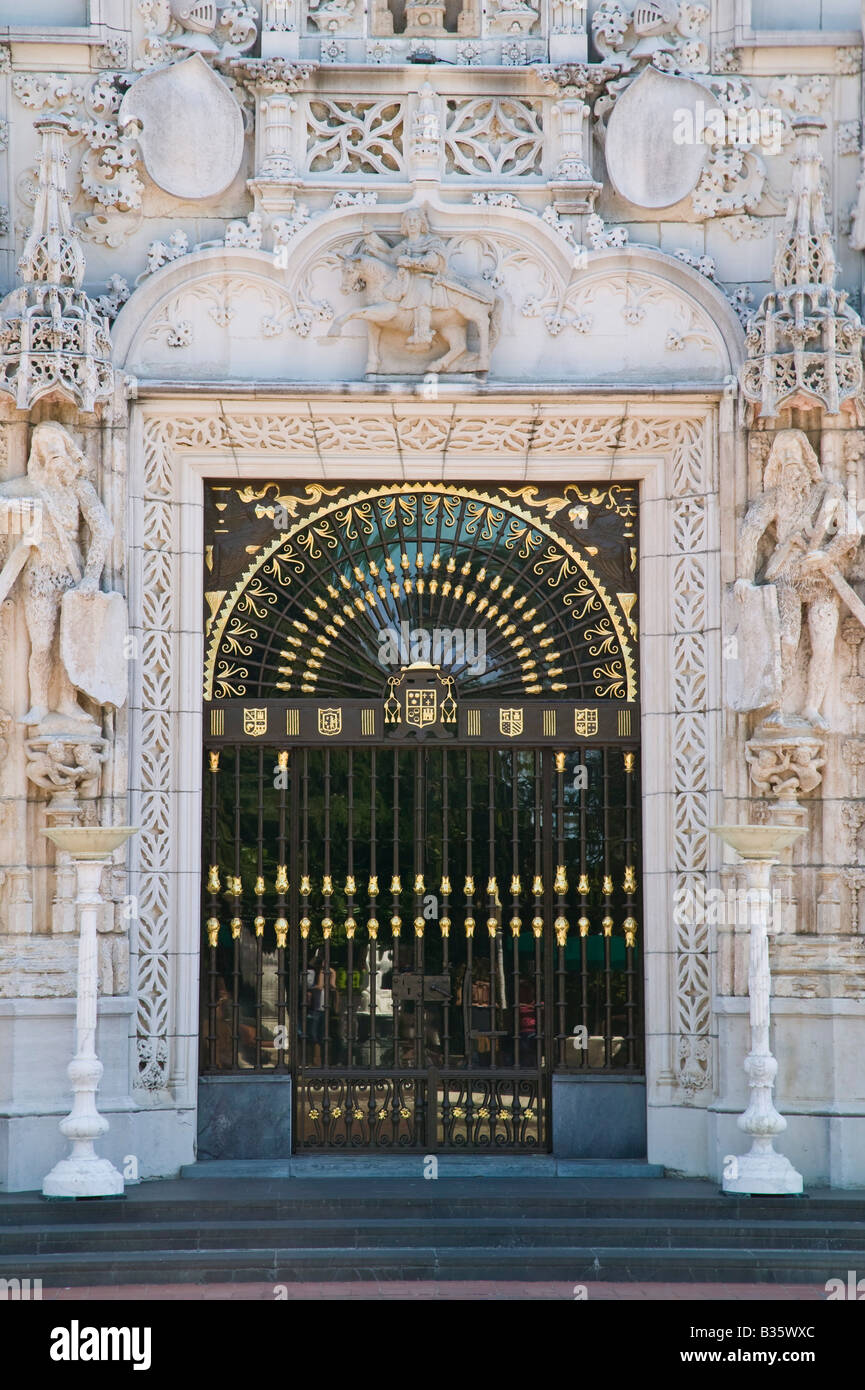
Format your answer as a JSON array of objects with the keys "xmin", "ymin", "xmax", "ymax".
[
  {"xmin": 202, "ymin": 738, "xmax": 641, "ymax": 1152},
  {"xmin": 200, "ymin": 480, "xmax": 642, "ymax": 1153}
]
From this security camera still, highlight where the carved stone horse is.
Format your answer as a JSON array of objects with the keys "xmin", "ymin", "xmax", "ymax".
[{"xmin": 327, "ymin": 245, "xmax": 502, "ymax": 374}]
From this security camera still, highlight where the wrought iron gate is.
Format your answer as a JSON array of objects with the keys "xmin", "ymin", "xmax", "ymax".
[{"xmin": 200, "ymin": 481, "xmax": 642, "ymax": 1152}]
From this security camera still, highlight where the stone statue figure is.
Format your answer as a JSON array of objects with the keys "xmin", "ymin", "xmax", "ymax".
[
  {"xmin": 733, "ymin": 429, "xmax": 863, "ymax": 729},
  {"xmin": 0, "ymin": 422, "xmax": 127, "ymax": 734},
  {"xmin": 327, "ymin": 208, "xmax": 502, "ymax": 375},
  {"xmin": 362, "ymin": 209, "xmax": 449, "ymax": 349}
]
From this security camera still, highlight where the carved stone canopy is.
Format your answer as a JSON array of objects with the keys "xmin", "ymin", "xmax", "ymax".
[
  {"xmin": 741, "ymin": 118, "xmax": 864, "ymax": 420},
  {"xmin": 0, "ymin": 116, "xmax": 113, "ymax": 413}
]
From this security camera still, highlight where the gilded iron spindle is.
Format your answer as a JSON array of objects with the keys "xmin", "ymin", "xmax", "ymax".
[
  {"xmin": 391, "ymin": 749, "xmax": 401, "ymax": 1070},
  {"xmin": 231, "ymin": 746, "xmax": 242, "ymax": 1068},
  {"xmin": 554, "ymin": 751, "xmax": 568, "ymax": 1067},
  {"xmin": 413, "ymin": 746, "xmax": 425, "ymax": 1073},
  {"xmin": 299, "ymin": 748, "xmax": 310, "ymax": 1066},
  {"xmin": 253, "ymin": 747, "xmax": 264, "ymax": 1069},
  {"xmin": 464, "ymin": 751, "xmax": 475, "ymax": 1082},
  {"xmin": 577, "ymin": 742, "xmax": 590, "ymax": 1068},
  {"xmin": 602, "ymin": 745, "xmax": 614, "ymax": 1065},
  {"xmin": 323, "ymin": 747, "xmax": 333, "ymax": 1070},
  {"xmin": 206, "ymin": 747, "xmax": 221, "ymax": 1069},
  {"xmin": 275, "ymin": 745, "xmax": 289, "ymax": 1068},
  {"xmin": 532, "ymin": 750, "xmax": 544, "ymax": 1079},
  {"xmin": 440, "ymin": 746, "xmax": 451, "ymax": 1070},
  {"xmin": 368, "ymin": 747, "xmax": 378, "ymax": 1070},
  {"xmin": 486, "ymin": 748, "xmax": 499, "ymax": 1074},
  {"xmin": 510, "ymin": 748, "xmax": 521, "ymax": 1076},
  {"xmin": 414, "ymin": 746, "xmax": 425, "ymax": 950},
  {"xmin": 623, "ymin": 747, "xmax": 639, "ymax": 1067},
  {"xmin": 346, "ymin": 747, "xmax": 356, "ymax": 1066}
]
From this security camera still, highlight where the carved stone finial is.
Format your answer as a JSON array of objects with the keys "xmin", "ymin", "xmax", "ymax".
[
  {"xmin": 0, "ymin": 116, "xmax": 113, "ymax": 413},
  {"xmin": 19, "ymin": 116, "xmax": 85, "ymax": 289},
  {"xmin": 741, "ymin": 117, "xmax": 864, "ymax": 420}
]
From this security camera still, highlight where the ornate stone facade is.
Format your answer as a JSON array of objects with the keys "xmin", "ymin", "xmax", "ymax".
[{"xmin": 0, "ymin": 0, "xmax": 864, "ymax": 1192}]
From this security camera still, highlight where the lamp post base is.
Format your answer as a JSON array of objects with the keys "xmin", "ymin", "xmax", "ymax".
[
  {"xmin": 43, "ymin": 1154, "xmax": 124, "ymax": 1199},
  {"xmin": 722, "ymin": 1149, "xmax": 804, "ymax": 1196}
]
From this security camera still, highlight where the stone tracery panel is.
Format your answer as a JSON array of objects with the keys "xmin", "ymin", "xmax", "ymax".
[
  {"xmin": 444, "ymin": 98, "xmax": 544, "ymax": 178},
  {"xmin": 305, "ymin": 99, "xmax": 405, "ymax": 176}
]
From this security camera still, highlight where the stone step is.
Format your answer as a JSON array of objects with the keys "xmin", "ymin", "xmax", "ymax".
[
  {"xmin": 1, "ymin": 1184, "xmax": 858, "ymax": 1227},
  {"xmin": 0, "ymin": 1243, "xmax": 857, "ymax": 1287},
  {"xmin": 1, "ymin": 1214, "xmax": 863, "ymax": 1256}
]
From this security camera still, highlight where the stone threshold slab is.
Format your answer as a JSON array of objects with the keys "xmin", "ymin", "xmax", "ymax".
[{"xmin": 179, "ymin": 1158, "xmax": 665, "ymax": 1180}]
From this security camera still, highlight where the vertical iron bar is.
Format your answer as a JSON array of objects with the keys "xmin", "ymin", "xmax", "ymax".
[
  {"xmin": 554, "ymin": 752, "xmax": 567, "ymax": 1069},
  {"xmin": 286, "ymin": 747, "xmax": 298, "ymax": 1077},
  {"xmin": 532, "ymin": 749, "xmax": 544, "ymax": 1080},
  {"xmin": 441, "ymin": 746, "xmax": 451, "ymax": 1070},
  {"xmin": 300, "ymin": 748, "xmax": 310, "ymax": 1069},
  {"xmin": 623, "ymin": 748, "xmax": 637, "ymax": 1069},
  {"xmin": 368, "ymin": 748, "xmax": 378, "ymax": 1070},
  {"xmin": 346, "ymin": 747, "xmax": 355, "ymax": 1069},
  {"xmin": 542, "ymin": 751, "xmax": 555, "ymax": 1080},
  {"xmin": 414, "ymin": 745, "xmax": 424, "ymax": 1072},
  {"xmin": 603, "ymin": 745, "xmax": 613, "ymax": 1067},
  {"xmin": 275, "ymin": 749, "xmax": 288, "ymax": 1068},
  {"xmin": 578, "ymin": 742, "xmax": 589, "ymax": 1070},
  {"xmin": 391, "ymin": 748, "xmax": 401, "ymax": 1076},
  {"xmin": 254, "ymin": 747, "xmax": 264, "ymax": 1070},
  {"xmin": 230, "ymin": 746, "xmax": 242, "ymax": 1069},
  {"xmin": 206, "ymin": 750, "xmax": 221, "ymax": 1070},
  {"xmin": 323, "ymin": 747, "xmax": 333, "ymax": 1070},
  {"xmin": 465, "ymin": 749, "xmax": 475, "ymax": 1069},
  {"xmin": 487, "ymin": 747, "xmax": 498, "ymax": 1072},
  {"xmin": 510, "ymin": 749, "xmax": 521, "ymax": 1075}
]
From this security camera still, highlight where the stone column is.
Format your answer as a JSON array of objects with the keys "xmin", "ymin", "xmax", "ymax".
[
  {"xmin": 235, "ymin": 59, "xmax": 316, "ymax": 217},
  {"xmin": 539, "ymin": 67, "xmax": 602, "ymax": 215},
  {"xmin": 41, "ymin": 825, "xmax": 137, "ymax": 1199},
  {"xmin": 711, "ymin": 824, "xmax": 806, "ymax": 1195}
]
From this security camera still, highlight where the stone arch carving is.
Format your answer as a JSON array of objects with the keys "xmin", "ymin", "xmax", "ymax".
[{"xmin": 111, "ymin": 208, "xmax": 745, "ymax": 386}]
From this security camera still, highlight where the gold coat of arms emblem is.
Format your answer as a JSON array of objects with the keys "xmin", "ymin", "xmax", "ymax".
[
  {"xmin": 574, "ymin": 707, "xmax": 599, "ymax": 737},
  {"xmin": 318, "ymin": 707, "xmax": 342, "ymax": 736},
  {"xmin": 406, "ymin": 688, "xmax": 437, "ymax": 728},
  {"xmin": 243, "ymin": 707, "xmax": 267, "ymax": 737},
  {"xmin": 499, "ymin": 707, "xmax": 523, "ymax": 737}
]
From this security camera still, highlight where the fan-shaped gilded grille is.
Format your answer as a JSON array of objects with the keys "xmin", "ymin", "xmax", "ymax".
[{"xmin": 204, "ymin": 482, "xmax": 638, "ymax": 703}]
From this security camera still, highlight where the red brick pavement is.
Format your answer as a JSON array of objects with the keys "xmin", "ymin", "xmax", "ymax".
[{"xmin": 43, "ymin": 1281, "xmax": 827, "ymax": 1301}]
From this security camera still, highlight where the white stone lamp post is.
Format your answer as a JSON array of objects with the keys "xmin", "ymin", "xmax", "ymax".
[
  {"xmin": 41, "ymin": 826, "xmax": 138, "ymax": 1199},
  {"xmin": 711, "ymin": 824, "xmax": 807, "ymax": 1195}
]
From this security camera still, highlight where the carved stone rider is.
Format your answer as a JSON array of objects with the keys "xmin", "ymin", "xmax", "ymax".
[
  {"xmin": 362, "ymin": 208, "xmax": 449, "ymax": 349},
  {"xmin": 0, "ymin": 422, "xmax": 113, "ymax": 730},
  {"xmin": 735, "ymin": 430, "xmax": 862, "ymax": 729}
]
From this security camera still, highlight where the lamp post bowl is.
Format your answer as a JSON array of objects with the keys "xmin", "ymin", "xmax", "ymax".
[
  {"xmin": 710, "ymin": 824, "xmax": 806, "ymax": 860},
  {"xmin": 42, "ymin": 826, "xmax": 138, "ymax": 859}
]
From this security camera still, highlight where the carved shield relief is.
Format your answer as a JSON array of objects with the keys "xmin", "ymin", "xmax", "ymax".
[
  {"xmin": 61, "ymin": 590, "xmax": 129, "ymax": 709},
  {"xmin": 119, "ymin": 53, "xmax": 244, "ymax": 201},
  {"xmin": 723, "ymin": 584, "xmax": 783, "ymax": 714},
  {"xmin": 605, "ymin": 66, "xmax": 709, "ymax": 210}
]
